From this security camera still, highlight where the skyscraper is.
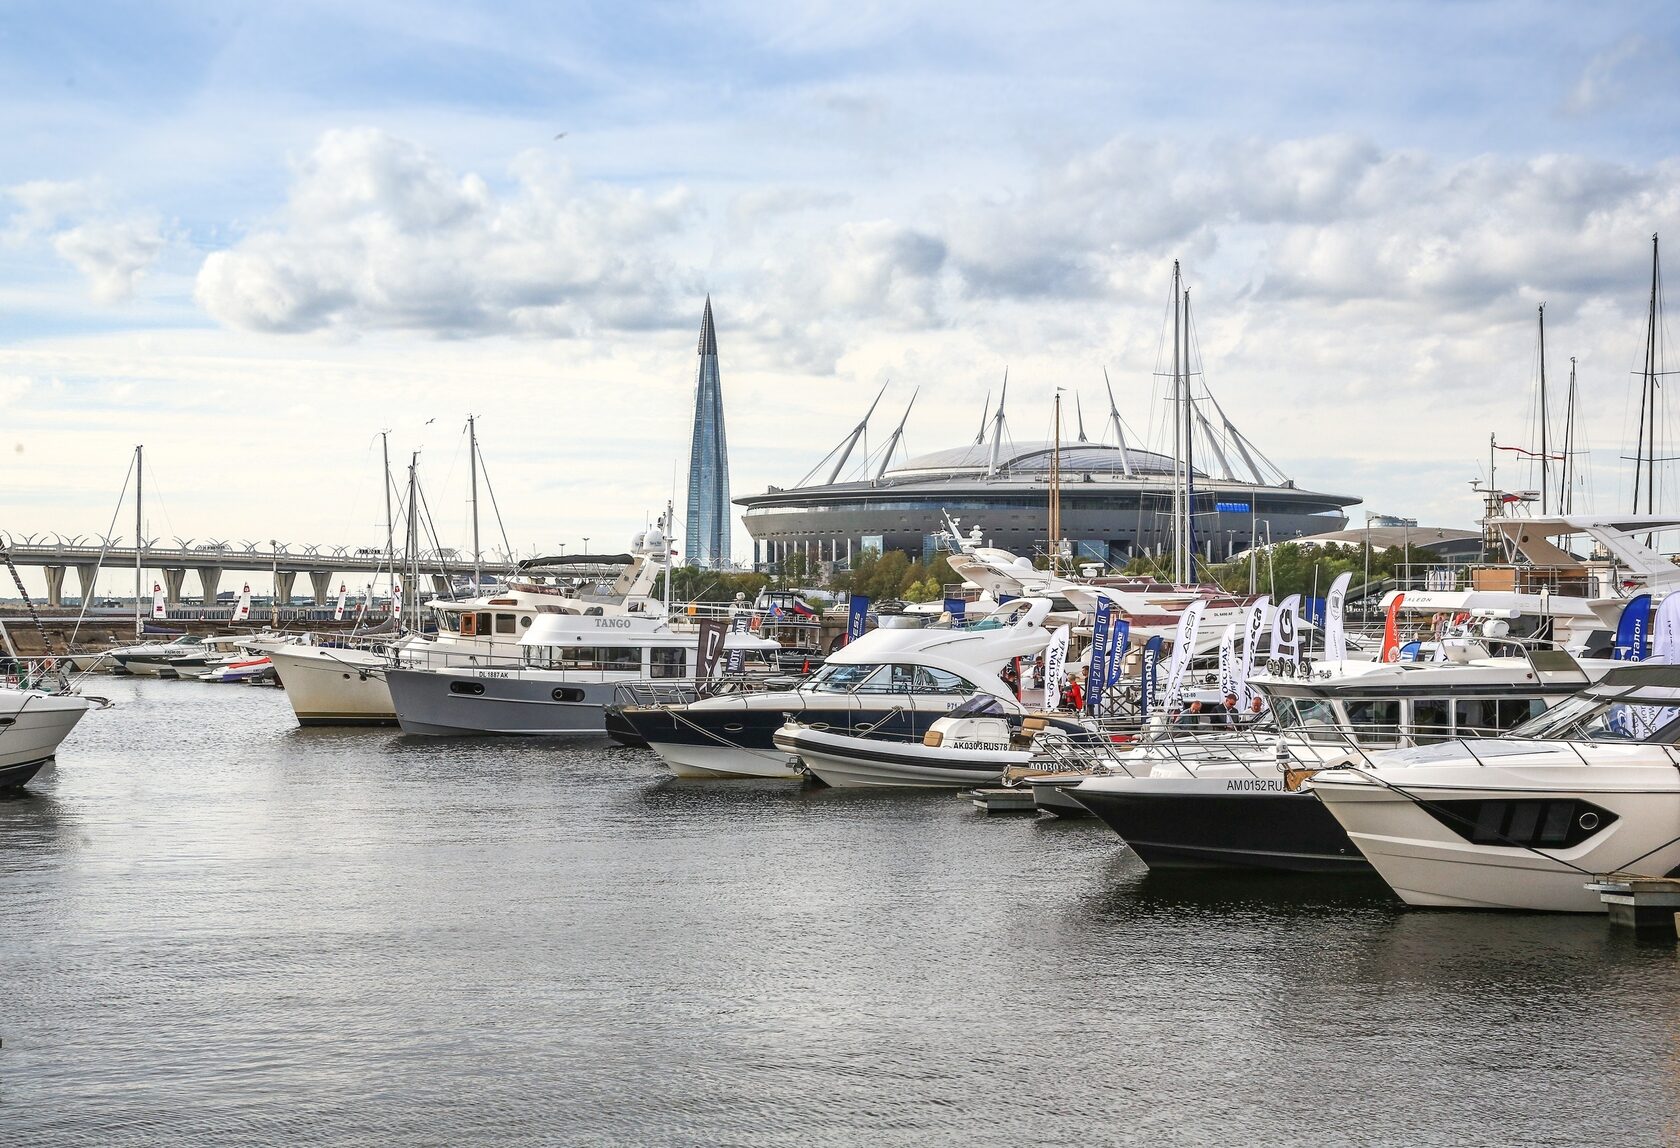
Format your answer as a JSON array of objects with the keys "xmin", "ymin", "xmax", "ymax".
[{"xmin": 684, "ymin": 296, "xmax": 731, "ymax": 567}]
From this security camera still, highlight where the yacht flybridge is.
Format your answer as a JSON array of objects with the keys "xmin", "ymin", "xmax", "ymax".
[
  {"xmin": 1383, "ymin": 514, "xmax": 1680, "ymax": 655},
  {"xmin": 612, "ymin": 597, "xmax": 1062, "ymax": 779},
  {"xmin": 1309, "ymin": 662, "xmax": 1680, "ymax": 912}
]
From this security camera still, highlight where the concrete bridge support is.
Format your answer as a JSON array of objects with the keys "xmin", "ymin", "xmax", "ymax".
[
  {"xmin": 431, "ymin": 574, "xmax": 452, "ymax": 598},
  {"xmin": 75, "ymin": 564, "xmax": 98, "ymax": 605},
  {"xmin": 161, "ymin": 568, "xmax": 188, "ymax": 606},
  {"xmin": 197, "ymin": 567, "xmax": 223, "ymax": 605},
  {"xmin": 308, "ymin": 571, "xmax": 333, "ymax": 606},
  {"xmin": 43, "ymin": 565, "xmax": 66, "ymax": 607},
  {"xmin": 274, "ymin": 571, "xmax": 297, "ymax": 605}
]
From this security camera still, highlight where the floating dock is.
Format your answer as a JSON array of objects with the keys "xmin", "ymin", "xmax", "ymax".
[
  {"xmin": 967, "ymin": 787, "xmax": 1038, "ymax": 814},
  {"xmin": 1586, "ymin": 873, "xmax": 1680, "ymax": 938}
]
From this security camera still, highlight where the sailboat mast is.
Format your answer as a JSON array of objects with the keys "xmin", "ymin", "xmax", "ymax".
[
  {"xmin": 1645, "ymin": 234, "xmax": 1661, "ymax": 515},
  {"xmin": 381, "ymin": 430, "xmax": 394, "ymax": 602},
  {"xmin": 1538, "ymin": 303, "xmax": 1549, "ymax": 515},
  {"xmin": 1171, "ymin": 260, "xmax": 1183, "ymax": 584},
  {"xmin": 1183, "ymin": 287, "xmax": 1197, "ymax": 585},
  {"xmin": 133, "ymin": 444, "xmax": 143, "ymax": 638},
  {"xmin": 406, "ymin": 453, "xmax": 419, "ymax": 630},
  {"xmin": 1560, "ymin": 357, "xmax": 1577, "ymax": 513},
  {"xmin": 1049, "ymin": 391, "xmax": 1062, "ymax": 575},
  {"xmin": 468, "ymin": 414, "xmax": 481, "ymax": 590}
]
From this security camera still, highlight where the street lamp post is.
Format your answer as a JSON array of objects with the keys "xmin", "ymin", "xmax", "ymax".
[{"xmin": 270, "ymin": 539, "xmax": 279, "ymax": 626}]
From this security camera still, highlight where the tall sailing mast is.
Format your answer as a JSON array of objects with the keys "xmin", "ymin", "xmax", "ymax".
[
  {"xmin": 1049, "ymin": 390, "xmax": 1062, "ymax": 575},
  {"xmin": 1633, "ymin": 233, "xmax": 1663, "ymax": 516},
  {"xmin": 133, "ymin": 444, "xmax": 143, "ymax": 637},
  {"xmin": 1183, "ymin": 286, "xmax": 1197, "ymax": 584},
  {"xmin": 1170, "ymin": 261, "xmax": 1183, "ymax": 584},
  {"xmin": 1559, "ymin": 357, "xmax": 1577, "ymax": 513},
  {"xmin": 468, "ymin": 415, "xmax": 481, "ymax": 590},
  {"xmin": 1538, "ymin": 303, "xmax": 1550, "ymax": 514}
]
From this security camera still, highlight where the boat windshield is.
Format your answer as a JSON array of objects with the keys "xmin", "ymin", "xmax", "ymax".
[
  {"xmin": 1506, "ymin": 692, "xmax": 1680, "ymax": 743},
  {"xmin": 806, "ymin": 663, "xmax": 881, "ymax": 693},
  {"xmin": 950, "ymin": 694, "xmax": 1010, "ymax": 718}
]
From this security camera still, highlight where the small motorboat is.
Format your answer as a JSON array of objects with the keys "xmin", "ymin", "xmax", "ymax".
[
  {"xmin": 776, "ymin": 695, "xmax": 1073, "ymax": 788},
  {"xmin": 198, "ymin": 655, "xmax": 274, "ymax": 683}
]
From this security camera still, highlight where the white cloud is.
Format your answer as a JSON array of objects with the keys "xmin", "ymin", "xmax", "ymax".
[
  {"xmin": 4, "ymin": 178, "xmax": 166, "ymax": 303},
  {"xmin": 52, "ymin": 215, "xmax": 165, "ymax": 304},
  {"xmin": 195, "ymin": 128, "xmax": 699, "ymax": 337},
  {"xmin": 1563, "ymin": 34, "xmax": 1675, "ymax": 115}
]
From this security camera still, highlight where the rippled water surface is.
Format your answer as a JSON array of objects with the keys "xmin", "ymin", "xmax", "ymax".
[{"xmin": 2, "ymin": 677, "xmax": 1676, "ymax": 1146}]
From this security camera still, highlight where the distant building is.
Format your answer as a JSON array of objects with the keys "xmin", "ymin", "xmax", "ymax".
[
  {"xmin": 684, "ymin": 296, "xmax": 731, "ymax": 567},
  {"xmin": 737, "ymin": 385, "xmax": 1360, "ymax": 570}
]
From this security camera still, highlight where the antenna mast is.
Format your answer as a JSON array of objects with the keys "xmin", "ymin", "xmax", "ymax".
[{"xmin": 133, "ymin": 444, "xmax": 143, "ymax": 638}]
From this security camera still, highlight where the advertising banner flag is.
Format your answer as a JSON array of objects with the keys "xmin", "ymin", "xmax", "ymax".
[
  {"xmin": 696, "ymin": 618, "xmax": 728, "ymax": 680},
  {"xmin": 1324, "ymin": 573, "xmax": 1353, "ymax": 661},
  {"xmin": 724, "ymin": 611, "xmax": 751, "ymax": 674},
  {"xmin": 846, "ymin": 595, "xmax": 870, "ymax": 645}
]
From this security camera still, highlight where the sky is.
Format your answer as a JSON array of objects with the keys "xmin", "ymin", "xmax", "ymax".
[{"xmin": 4, "ymin": 1, "xmax": 1680, "ymax": 586}]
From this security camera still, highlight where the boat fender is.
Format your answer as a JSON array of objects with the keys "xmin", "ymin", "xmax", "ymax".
[
  {"xmin": 923, "ymin": 730, "xmax": 944, "ymax": 747},
  {"xmin": 1284, "ymin": 768, "xmax": 1320, "ymax": 792}
]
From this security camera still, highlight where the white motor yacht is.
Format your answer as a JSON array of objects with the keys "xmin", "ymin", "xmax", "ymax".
[
  {"xmin": 1308, "ymin": 663, "xmax": 1680, "ymax": 912},
  {"xmin": 0, "ymin": 686, "xmax": 91, "ymax": 788},
  {"xmin": 1070, "ymin": 649, "xmax": 1619, "ymax": 872},
  {"xmin": 615, "ymin": 598, "xmax": 1061, "ymax": 780},
  {"xmin": 385, "ymin": 612, "xmax": 782, "ymax": 736},
  {"xmin": 272, "ymin": 527, "xmax": 675, "ymax": 726}
]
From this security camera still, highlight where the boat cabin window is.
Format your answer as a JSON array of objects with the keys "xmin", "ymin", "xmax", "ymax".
[
  {"xmin": 1508, "ymin": 692, "xmax": 1680, "ymax": 743},
  {"xmin": 912, "ymin": 667, "xmax": 975, "ymax": 694},
  {"xmin": 808, "ymin": 663, "xmax": 883, "ymax": 692},
  {"xmin": 650, "ymin": 648, "xmax": 686, "ymax": 679},
  {"xmin": 1410, "ymin": 699, "xmax": 1453, "ymax": 745},
  {"xmin": 553, "ymin": 646, "xmax": 641, "ymax": 672},
  {"xmin": 1453, "ymin": 698, "xmax": 1548, "ymax": 736},
  {"xmin": 1343, "ymin": 699, "xmax": 1401, "ymax": 746},
  {"xmin": 496, "ymin": 614, "xmax": 517, "ymax": 635},
  {"xmin": 456, "ymin": 612, "xmax": 474, "ymax": 637}
]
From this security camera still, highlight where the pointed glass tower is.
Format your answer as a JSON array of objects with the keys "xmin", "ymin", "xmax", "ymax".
[{"xmin": 684, "ymin": 296, "xmax": 731, "ymax": 567}]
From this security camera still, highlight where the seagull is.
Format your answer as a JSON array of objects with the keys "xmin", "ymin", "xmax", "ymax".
[
  {"xmin": 424, "ymin": 417, "xmax": 435, "ymax": 425},
  {"xmin": 553, "ymin": 131, "xmax": 567, "ymax": 140}
]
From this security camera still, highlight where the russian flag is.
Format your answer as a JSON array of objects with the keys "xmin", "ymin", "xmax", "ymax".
[{"xmin": 791, "ymin": 600, "xmax": 816, "ymax": 618}]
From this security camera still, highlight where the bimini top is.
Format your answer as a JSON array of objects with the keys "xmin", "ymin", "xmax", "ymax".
[{"xmin": 884, "ymin": 440, "xmax": 1191, "ymax": 481}]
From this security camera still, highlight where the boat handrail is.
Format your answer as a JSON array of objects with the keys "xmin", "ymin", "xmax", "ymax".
[
  {"xmin": 612, "ymin": 675, "xmax": 800, "ymax": 709},
  {"xmin": 0, "ymin": 657, "xmax": 76, "ymax": 695}
]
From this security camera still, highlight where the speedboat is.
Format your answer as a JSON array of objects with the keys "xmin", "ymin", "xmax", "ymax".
[
  {"xmin": 613, "ymin": 597, "xmax": 1061, "ymax": 780},
  {"xmin": 1308, "ymin": 662, "xmax": 1680, "ymax": 912},
  {"xmin": 109, "ymin": 634, "xmax": 211, "ymax": 677},
  {"xmin": 1071, "ymin": 650, "xmax": 1619, "ymax": 872},
  {"xmin": 776, "ymin": 696, "xmax": 1077, "ymax": 788},
  {"xmin": 0, "ymin": 686, "xmax": 91, "ymax": 788}
]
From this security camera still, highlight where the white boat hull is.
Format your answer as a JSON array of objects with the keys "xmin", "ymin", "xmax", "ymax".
[
  {"xmin": 776, "ymin": 725, "xmax": 1032, "ymax": 788},
  {"xmin": 650, "ymin": 740, "xmax": 802, "ymax": 780},
  {"xmin": 0, "ymin": 691, "xmax": 91, "ymax": 785},
  {"xmin": 1311, "ymin": 773, "xmax": 1680, "ymax": 913},
  {"xmin": 267, "ymin": 645, "xmax": 395, "ymax": 725}
]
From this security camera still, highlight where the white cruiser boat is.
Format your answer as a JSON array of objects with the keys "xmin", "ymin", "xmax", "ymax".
[
  {"xmin": 385, "ymin": 612, "xmax": 782, "ymax": 736},
  {"xmin": 614, "ymin": 598, "xmax": 1061, "ymax": 780},
  {"xmin": 272, "ymin": 526, "xmax": 675, "ymax": 726},
  {"xmin": 0, "ymin": 687, "xmax": 91, "ymax": 788},
  {"xmin": 776, "ymin": 695, "xmax": 1079, "ymax": 788},
  {"xmin": 1070, "ymin": 650, "xmax": 1619, "ymax": 872},
  {"xmin": 109, "ymin": 634, "xmax": 213, "ymax": 677},
  {"xmin": 1309, "ymin": 663, "xmax": 1680, "ymax": 912}
]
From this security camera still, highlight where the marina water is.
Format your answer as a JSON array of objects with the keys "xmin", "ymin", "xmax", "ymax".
[{"xmin": 3, "ymin": 677, "xmax": 1676, "ymax": 1146}]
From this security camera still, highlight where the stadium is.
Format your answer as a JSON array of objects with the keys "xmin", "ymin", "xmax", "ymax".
[{"xmin": 736, "ymin": 387, "xmax": 1361, "ymax": 570}]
